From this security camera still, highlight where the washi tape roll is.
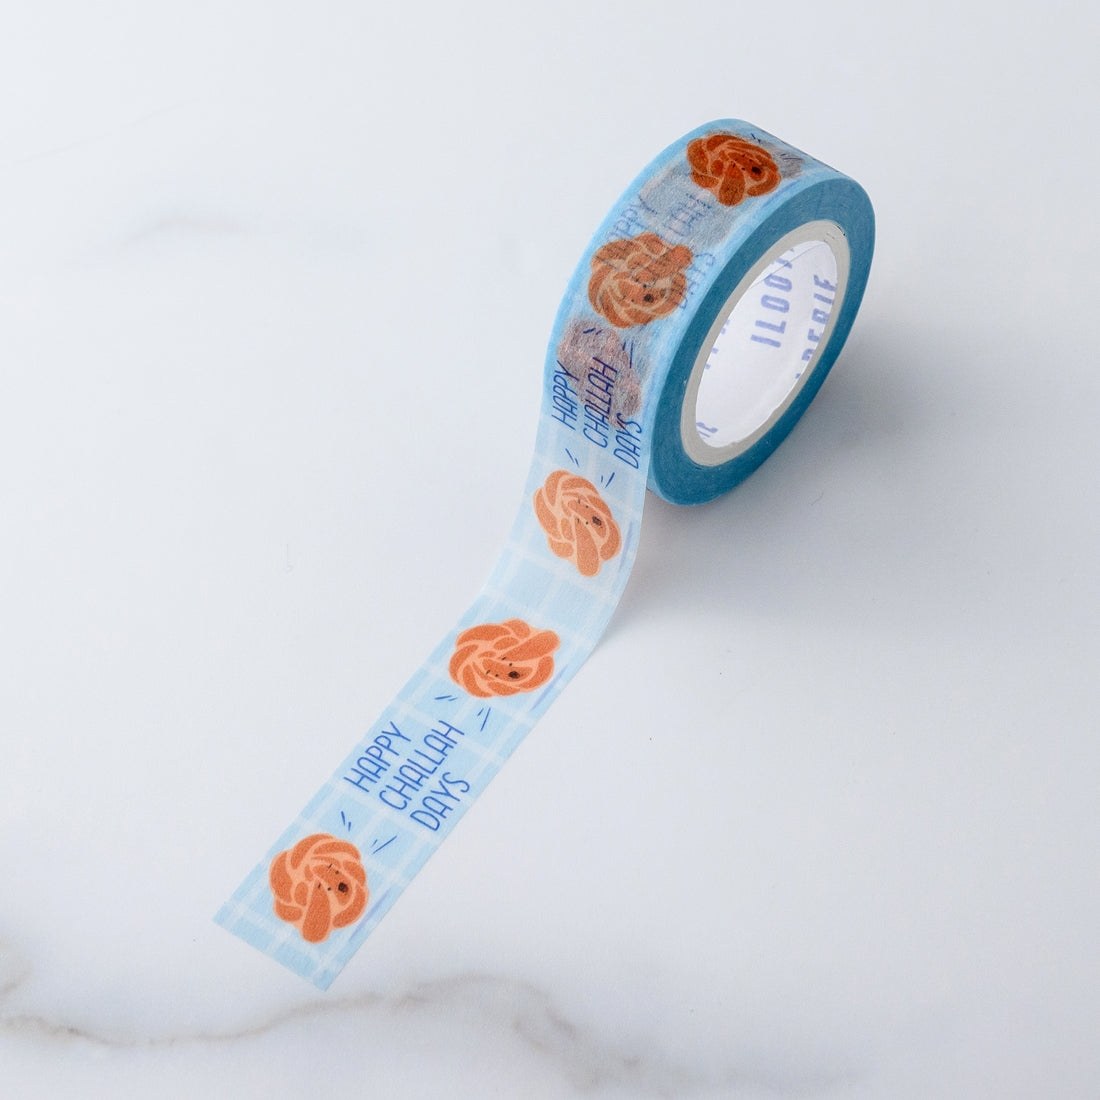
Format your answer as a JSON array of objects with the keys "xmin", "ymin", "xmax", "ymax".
[{"xmin": 216, "ymin": 121, "xmax": 874, "ymax": 987}]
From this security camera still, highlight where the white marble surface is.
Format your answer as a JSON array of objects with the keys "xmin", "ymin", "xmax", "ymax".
[{"xmin": 2, "ymin": 2, "xmax": 1098, "ymax": 1096}]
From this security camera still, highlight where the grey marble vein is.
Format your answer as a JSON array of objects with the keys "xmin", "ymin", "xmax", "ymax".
[{"xmin": 1, "ymin": 966, "xmax": 855, "ymax": 1097}]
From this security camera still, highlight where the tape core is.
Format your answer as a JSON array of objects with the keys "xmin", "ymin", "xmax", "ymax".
[{"xmin": 681, "ymin": 220, "xmax": 851, "ymax": 466}]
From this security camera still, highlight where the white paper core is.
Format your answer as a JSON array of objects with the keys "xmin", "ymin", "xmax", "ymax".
[{"xmin": 682, "ymin": 221, "xmax": 850, "ymax": 466}]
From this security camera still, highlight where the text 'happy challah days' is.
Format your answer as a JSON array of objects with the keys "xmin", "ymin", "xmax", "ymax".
[{"xmin": 342, "ymin": 719, "xmax": 471, "ymax": 832}]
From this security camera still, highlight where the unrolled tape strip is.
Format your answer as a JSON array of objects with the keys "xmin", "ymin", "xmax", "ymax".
[{"xmin": 215, "ymin": 121, "xmax": 874, "ymax": 988}]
